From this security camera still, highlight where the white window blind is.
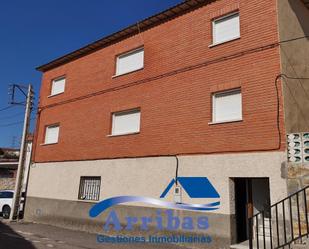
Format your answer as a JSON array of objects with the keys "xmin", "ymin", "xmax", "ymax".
[
  {"xmin": 213, "ymin": 89, "xmax": 242, "ymax": 122},
  {"xmin": 45, "ymin": 125, "xmax": 60, "ymax": 144},
  {"xmin": 51, "ymin": 77, "xmax": 65, "ymax": 96},
  {"xmin": 116, "ymin": 48, "xmax": 144, "ymax": 76},
  {"xmin": 213, "ymin": 13, "xmax": 240, "ymax": 44},
  {"xmin": 112, "ymin": 110, "xmax": 141, "ymax": 135}
]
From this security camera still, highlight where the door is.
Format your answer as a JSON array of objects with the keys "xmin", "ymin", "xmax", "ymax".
[
  {"xmin": 234, "ymin": 178, "xmax": 252, "ymax": 243},
  {"xmin": 234, "ymin": 178, "xmax": 270, "ymax": 243}
]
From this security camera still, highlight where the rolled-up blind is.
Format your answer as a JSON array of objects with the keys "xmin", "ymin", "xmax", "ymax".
[
  {"xmin": 213, "ymin": 89, "xmax": 242, "ymax": 122},
  {"xmin": 112, "ymin": 110, "xmax": 141, "ymax": 135},
  {"xmin": 213, "ymin": 13, "xmax": 240, "ymax": 44},
  {"xmin": 116, "ymin": 48, "xmax": 144, "ymax": 75},
  {"xmin": 45, "ymin": 125, "xmax": 60, "ymax": 144},
  {"xmin": 51, "ymin": 77, "xmax": 65, "ymax": 96}
]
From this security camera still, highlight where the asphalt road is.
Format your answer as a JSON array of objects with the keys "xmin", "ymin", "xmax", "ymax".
[{"xmin": 0, "ymin": 218, "xmax": 194, "ymax": 249}]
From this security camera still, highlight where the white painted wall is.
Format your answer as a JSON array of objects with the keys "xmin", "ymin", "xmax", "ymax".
[{"xmin": 27, "ymin": 151, "xmax": 287, "ymax": 215}]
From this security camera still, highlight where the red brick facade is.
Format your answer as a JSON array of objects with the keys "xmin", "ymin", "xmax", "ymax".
[{"xmin": 34, "ymin": 0, "xmax": 285, "ymax": 162}]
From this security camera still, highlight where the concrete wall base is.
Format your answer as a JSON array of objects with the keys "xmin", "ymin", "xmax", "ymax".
[{"xmin": 24, "ymin": 196, "xmax": 234, "ymax": 248}]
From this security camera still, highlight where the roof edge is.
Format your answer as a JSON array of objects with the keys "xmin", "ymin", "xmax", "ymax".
[{"xmin": 36, "ymin": 0, "xmax": 213, "ymax": 72}]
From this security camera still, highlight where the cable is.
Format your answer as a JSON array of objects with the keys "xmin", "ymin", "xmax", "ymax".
[
  {"xmin": 274, "ymin": 73, "xmax": 309, "ymax": 149},
  {"xmin": 0, "ymin": 107, "xmax": 37, "ymax": 122},
  {"xmin": 175, "ymin": 155, "xmax": 179, "ymax": 186},
  {"xmin": 0, "ymin": 120, "xmax": 24, "ymax": 128},
  {"xmin": 0, "ymin": 112, "xmax": 25, "ymax": 121},
  {"xmin": 0, "ymin": 105, "xmax": 14, "ymax": 112},
  {"xmin": 277, "ymin": 74, "xmax": 309, "ymax": 130},
  {"xmin": 0, "ymin": 118, "xmax": 35, "ymax": 128},
  {"xmin": 136, "ymin": 22, "xmax": 144, "ymax": 44},
  {"xmin": 275, "ymin": 75, "xmax": 283, "ymax": 149},
  {"xmin": 38, "ymin": 35, "xmax": 309, "ymax": 112},
  {"xmin": 39, "ymin": 42, "xmax": 279, "ymax": 111},
  {"xmin": 279, "ymin": 35, "xmax": 309, "ymax": 44},
  {"xmin": 278, "ymin": 74, "xmax": 309, "ymax": 80}
]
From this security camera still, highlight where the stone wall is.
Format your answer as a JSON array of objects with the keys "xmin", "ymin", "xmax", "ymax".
[
  {"xmin": 0, "ymin": 177, "xmax": 15, "ymax": 190},
  {"xmin": 0, "ymin": 168, "xmax": 16, "ymax": 190},
  {"xmin": 272, "ymin": 163, "xmax": 309, "ymax": 245},
  {"xmin": 286, "ymin": 164, "xmax": 309, "ymax": 193}
]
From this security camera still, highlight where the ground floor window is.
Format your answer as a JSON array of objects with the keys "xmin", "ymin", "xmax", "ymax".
[{"xmin": 78, "ymin": 176, "xmax": 101, "ymax": 201}]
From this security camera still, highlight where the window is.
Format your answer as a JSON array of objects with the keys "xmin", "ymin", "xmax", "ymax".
[
  {"xmin": 116, "ymin": 48, "xmax": 144, "ymax": 76},
  {"xmin": 212, "ymin": 89, "xmax": 242, "ymax": 123},
  {"xmin": 78, "ymin": 176, "xmax": 101, "ymax": 201},
  {"xmin": 0, "ymin": 191, "xmax": 13, "ymax": 199},
  {"xmin": 212, "ymin": 13, "xmax": 240, "ymax": 45},
  {"xmin": 44, "ymin": 125, "xmax": 60, "ymax": 144},
  {"xmin": 51, "ymin": 77, "xmax": 65, "ymax": 96},
  {"xmin": 111, "ymin": 109, "xmax": 141, "ymax": 136}
]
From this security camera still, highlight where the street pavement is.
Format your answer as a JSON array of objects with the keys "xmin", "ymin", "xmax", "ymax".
[{"xmin": 0, "ymin": 218, "xmax": 193, "ymax": 249}]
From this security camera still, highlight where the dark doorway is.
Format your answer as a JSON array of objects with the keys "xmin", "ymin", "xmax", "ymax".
[
  {"xmin": 234, "ymin": 178, "xmax": 270, "ymax": 243},
  {"xmin": 235, "ymin": 178, "xmax": 251, "ymax": 243}
]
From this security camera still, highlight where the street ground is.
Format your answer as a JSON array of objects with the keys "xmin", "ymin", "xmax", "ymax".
[{"xmin": 0, "ymin": 217, "xmax": 194, "ymax": 249}]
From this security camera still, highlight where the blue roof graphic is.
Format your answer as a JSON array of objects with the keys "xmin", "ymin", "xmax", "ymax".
[{"xmin": 160, "ymin": 177, "xmax": 220, "ymax": 199}]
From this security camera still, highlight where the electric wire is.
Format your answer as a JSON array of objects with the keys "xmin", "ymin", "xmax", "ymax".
[
  {"xmin": 38, "ymin": 35, "xmax": 309, "ymax": 112},
  {"xmin": 175, "ymin": 155, "xmax": 179, "ymax": 186},
  {"xmin": 0, "ymin": 118, "xmax": 35, "ymax": 128},
  {"xmin": 30, "ymin": 35, "xmax": 309, "ymax": 161},
  {"xmin": 274, "ymin": 74, "xmax": 309, "ymax": 150},
  {"xmin": 0, "ymin": 105, "xmax": 14, "ymax": 112},
  {"xmin": 0, "ymin": 112, "xmax": 25, "ymax": 121}
]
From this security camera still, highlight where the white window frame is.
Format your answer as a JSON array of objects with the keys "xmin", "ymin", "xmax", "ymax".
[
  {"xmin": 210, "ymin": 12, "xmax": 240, "ymax": 47},
  {"xmin": 110, "ymin": 109, "xmax": 141, "ymax": 136},
  {"xmin": 50, "ymin": 77, "xmax": 66, "ymax": 97},
  {"xmin": 211, "ymin": 88, "xmax": 242, "ymax": 124},
  {"xmin": 43, "ymin": 124, "xmax": 60, "ymax": 145},
  {"xmin": 114, "ymin": 47, "xmax": 144, "ymax": 77}
]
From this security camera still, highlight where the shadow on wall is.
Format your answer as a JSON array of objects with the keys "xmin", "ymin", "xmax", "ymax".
[
  {"xmin": 0, "ymin": 221, "xmax": 36, "ymax": 249},
  {"xmin": 279, "ymin": 0, "xmax": 309, "ymax": 133},
  {"xmin": 289, "ymin": 0, "xmax": 309, "ymax": 37}
]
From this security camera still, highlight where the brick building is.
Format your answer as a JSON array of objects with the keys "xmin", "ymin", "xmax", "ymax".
[{"xmin": 25, "ymin": 0, "xmax": 309, "ymax": 247}]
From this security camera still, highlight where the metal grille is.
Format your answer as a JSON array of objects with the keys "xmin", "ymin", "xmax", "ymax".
[
  {"xmin": 249, "ymin": 185, "xmax": 309, "ymax": 249},
  {"xmin": 78, "ymin": 176, "xmax": 101, "ymax": 201}
]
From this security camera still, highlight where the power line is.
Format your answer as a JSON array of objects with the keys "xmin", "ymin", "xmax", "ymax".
[
  {"xmin": 40, "ymin": 42, "xmax": 279, "ymax": 111},
  {"xmin": 273, "ymin": 73, "xmax": 309, "ymax": 150},
  {"xmin": 0, "ymin": 120, "xmax": 24, "ymax": 128},
  {"xmin": 38, "ymin": 35, "xmax": 309, "ymax": 112},
  {"xmin": 0, "ymin": 107, "xmax": 36, "ymax": 123},
  {"xmin": 0, "ymin": 105, "xmax": 14, "ymax": 112},
  {"xmin": 0, "ymin": 112, "xmax": 25, "ymax": 121},
  {"xmin": 0, "ymin": 118, "xmax": 35, "ymax": 128}
]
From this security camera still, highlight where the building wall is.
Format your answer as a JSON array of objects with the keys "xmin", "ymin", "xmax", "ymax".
[
  {"xmin": 26, "ymin": 152, "xmax": 287, "ymax": 214},
  {"xmin": 25, "ymin": 151, "xmax": 287, "ymax": 244},
  {"xmin": 278, "ymin": 0, "xmax": 309, "ymax": 133},
  {"xmin": 33, "ymin": 0, "xmax": 285, "ymax": 163},
  {"xmin": 0, "ymin": 169, "xmax": 16, "ymax": 190}
]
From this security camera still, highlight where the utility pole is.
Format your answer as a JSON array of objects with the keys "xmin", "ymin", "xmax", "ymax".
[{"xmin": 9, "ymin": 84, "xmax": 34, "ymax": 220}]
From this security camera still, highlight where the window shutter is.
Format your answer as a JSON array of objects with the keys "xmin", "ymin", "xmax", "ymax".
[
  {"xmin": 112, "ymin": 110, "xmax": 141, "ymax": 135},
  {"xmin": 45, "ymin": 125, "xmax": 60, "ymax": 144},
  {"xmin": 213, "ymin": 13, "xmax": 240, "ymax": 44},
  {"xmin": 51, "ymin": 78, "xmax": 66, "ymax": 96},
  {"xmin": 213, "ymin": 90, "xmax": 242, "ymax": 122},
  {"xmin": 116, "ymin": 48, "xmax": 144, "ymax": 75}
]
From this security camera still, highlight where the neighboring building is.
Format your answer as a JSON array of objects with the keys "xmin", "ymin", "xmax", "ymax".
[
  {"xmin": 0, "ymin": 148, "xmax": 19, "ymax": 190},
  {"xmin": 0, "ymin": 138, "xmax": 33, "ymax": 192},
  {"xmin": 25, "ymin": 0, "xmax": 309, "ymax": 247}
]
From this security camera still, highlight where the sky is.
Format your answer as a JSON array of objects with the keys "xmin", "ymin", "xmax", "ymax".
[{"xmin": 0, "ymin": 0, "xmax": 182, "ymax": 148}]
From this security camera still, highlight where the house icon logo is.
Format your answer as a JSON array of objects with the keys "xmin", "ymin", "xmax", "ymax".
[
  {"xmin": 89, "ymin": 177, "xmax": 220, "ymax": 218},
  {"xmin": 160, "ymin": 177, "xmax": 220, "ymax": 199}
]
